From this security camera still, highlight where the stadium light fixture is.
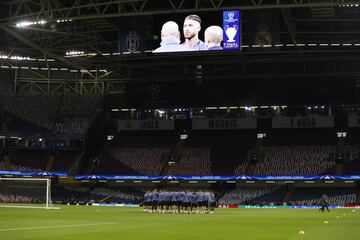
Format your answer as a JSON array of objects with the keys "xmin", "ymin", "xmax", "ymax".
[
  {"xmin": 338, "ymin": 4, "xmax": 359, "ymax": 7},
  {"xmin": 56, "ymin": 19, "xmax": 73, "ymax": 23},
  {"xmin": 180, "ymin": 134, "xmax": 188, "ymax": 140},
  {"xmin": 16, "ymin": 20, "xmax": 47, "ymax": 28},
  {"xmin": 65, "ymin": 51, "xmax": 85, "ymax": 56},
  {"xmin": 10, "ymin": 55, "xmax": 31, "ymax": 61},
  {"xmin": 257, "ymin": 133, "xmax": 266, "ymax": 139},
  {"xmin": 337, "ymin": 132, "xmax": 347, "ymax": 138}
]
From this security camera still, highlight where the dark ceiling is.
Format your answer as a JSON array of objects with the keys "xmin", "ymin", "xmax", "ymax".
[{"xmin": 0, "ymin": 0, "xmax": 360, "ymax": 107}]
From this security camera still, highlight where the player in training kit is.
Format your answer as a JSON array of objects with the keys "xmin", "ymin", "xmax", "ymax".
[
  {"xmin": 208, "ymin": 192, "xmax": 216, "ymax": 213},
  {"xmin": 319, "ymin": 194, "xmax": 330, "ymax": 212},
  {"xmin": 143, "ymin": 191, "xmax": 150, "ymax": 212},
  {"xmin": 151, "ymin": 189, "xmax": 159, "ymax": 213}
]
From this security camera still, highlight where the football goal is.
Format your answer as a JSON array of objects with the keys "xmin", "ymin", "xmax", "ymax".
[{"xmin": 0, "ymin": 177, "xmax": 59, "ymax": 209}]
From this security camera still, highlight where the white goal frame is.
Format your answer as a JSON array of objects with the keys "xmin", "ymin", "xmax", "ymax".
[{"xmin": 0, "ymin": 177, "xmax": 60, "ymax": 210}]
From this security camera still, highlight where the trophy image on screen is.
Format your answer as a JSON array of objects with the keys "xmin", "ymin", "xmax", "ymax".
[{"xmin": 224, "ymin": 25, "xmax": 237, "ymax": 42}]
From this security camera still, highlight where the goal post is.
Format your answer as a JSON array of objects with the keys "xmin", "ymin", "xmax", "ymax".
[{"xmin": 0, "ymin": 177, "xmax": 59, "ymax": 209}]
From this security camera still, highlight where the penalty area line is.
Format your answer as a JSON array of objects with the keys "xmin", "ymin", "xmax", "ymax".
[{"xmin": 0, "ymin": 222, "xmax": 118, "ymax": 232}]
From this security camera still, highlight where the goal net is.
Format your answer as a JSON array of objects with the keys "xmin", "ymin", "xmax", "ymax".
[{"xmin": 0, "ymin": 177, "xmax": 59, "ymax": 209}]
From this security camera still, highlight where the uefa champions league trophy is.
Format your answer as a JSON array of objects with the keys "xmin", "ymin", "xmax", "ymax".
[{"xmin": 224, "ymin": 25, "xmax": 237, "ymax": 42}]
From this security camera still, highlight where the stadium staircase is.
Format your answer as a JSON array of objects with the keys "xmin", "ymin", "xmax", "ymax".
[
  {"xmin": 45, "ymin": 153, "xmax": 55, "ymax": 172},
  {"xmin": 335, "ymin": 136, "xmax": 345, "ymax": 175},
  {"xmin": 99, "ymin": 190, "xmax": 122, "ymax": 203},
  {"xmin": 282, "ymin": 186, "xmax": 294, "ymax": 203},
  {"xmin": 68, "ymin": 151, "xmax": 85, "ymax": 175},
  {"xmin": 160, "ymin": 162, "xmax": 172, "ymax": 175},
  {"xmin": 335, "ymin": 164, "xmax": 343, "ymax": 175},
  {"xmin": 72, "ymin": 96, "xmax": 107, "ymax": 175},
  {"xmin": 210, "ymin": 147, "xmax": 248, "ymax": 175},
  {"xmin": 91, "ymin": 151, "xmax": 140, "ymax": 175},
  {"xmin": 0, "ymin": 95, "xmax": 8, "ymax": 132},
  {"xmin": 245, "ymin": 163, "xmax": 256, "ymax": 175},
  {"xmin": 85, "ymin": 156, "xmax": 97, "ymax": 175},
  {"xmin": 246, "ymin": 137, "xmax": 263, "ymax": 175},
  {"xmin": 161, "ymin": 135, "xmax": 186, "ymax": 175},
  {"xmin": 3, "ymin": 151, "xmax": 12, "ymax": 170},
  {"xmin": 52, "ymin": 95, "xmax": 65, "ymax": 134}
]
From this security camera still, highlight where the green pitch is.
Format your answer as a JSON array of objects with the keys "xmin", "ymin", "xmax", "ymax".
[{"xmin": 0, "ymin": 206, "xmax": 359, "ymax": 240}]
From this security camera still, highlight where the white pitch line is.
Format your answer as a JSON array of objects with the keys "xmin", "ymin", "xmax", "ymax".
[
  {"xmin": 0, "ymin": 222, "xmax": 117, "ymax": 232},
  {"xmin": 0, "ymin": 205, "xmax": 60, "ymax": 210}
]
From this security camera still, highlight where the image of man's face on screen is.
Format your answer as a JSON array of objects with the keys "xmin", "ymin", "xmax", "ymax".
[{"xmin": 183, "ymin": 19, "xmax": 201, "ymax": 40}]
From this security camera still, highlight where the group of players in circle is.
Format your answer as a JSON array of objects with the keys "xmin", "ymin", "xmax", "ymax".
[{"xmin": 143, "ymin": 189, "xmax": 216, "ymax": 214}]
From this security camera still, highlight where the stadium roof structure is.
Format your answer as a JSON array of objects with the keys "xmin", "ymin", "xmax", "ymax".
[{"xmin": 0, "ymin": 0, "xmax": 359, "ymax": 106}]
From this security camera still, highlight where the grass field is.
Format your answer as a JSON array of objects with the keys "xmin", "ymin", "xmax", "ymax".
[{"xmin": 0, "ymin": 206, "xmax": 359, "ymax": 240}]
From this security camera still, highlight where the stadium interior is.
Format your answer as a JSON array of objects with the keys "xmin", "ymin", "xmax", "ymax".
[{"xmin": 0, "ymin": 0, "xmax": 360, "ymax": 225}]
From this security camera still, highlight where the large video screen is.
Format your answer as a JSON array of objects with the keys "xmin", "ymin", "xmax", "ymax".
[
  {"xmin": 118, "ymin": 11, "xmax": 241, "ymax": 53},
  {"xmin": 152, "ymin": 11, "xmax": 240, "ymax": 53}
]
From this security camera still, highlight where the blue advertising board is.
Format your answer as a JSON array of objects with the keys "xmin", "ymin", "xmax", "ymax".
[
  {"xmin": 1, "ymin": 171, "xmax": 359, "ymax": 182},
  {"xmin": 74, "ymin": 175, "xmax": 360, "ymax": 181},
  {"xmin": 0, "ymin": 170, "xmax": 67, "ymax": 177}
]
